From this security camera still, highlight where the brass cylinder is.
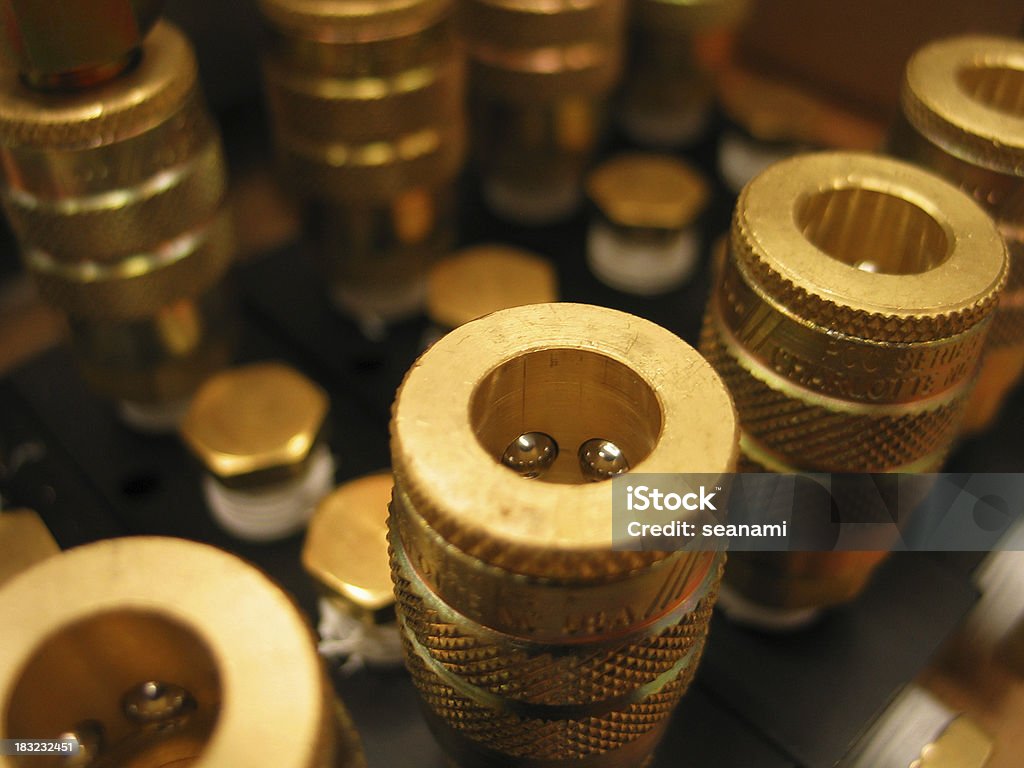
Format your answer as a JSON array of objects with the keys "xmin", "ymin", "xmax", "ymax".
[
  {"xmin": 618, "ymin": 0, "xmax": 748, "ymax": 147},
  {"xmin": 0, "ymin": 537, "xmax": 365, "ymax": 768},
  {"xmin": 463, "ymin": 0, "xmax": 626, "ymax": 224},
  {"xmin": 700, "ymin": 152, "xmax": 1007, "ymax": 621},
  {"xmin": 890, "ymin": 35, "xmax": 1024, "ymax": 434},
  {"xmin": 389, "ymin": 303, "xmax": 737, "ymax": 767},
  {"xmin": 259, "ymin": 0, "xmax": 466, "ymax": 326},
  {"xmin": 0, "ymin": 21, "xmax": 236, "ymax": 428}
]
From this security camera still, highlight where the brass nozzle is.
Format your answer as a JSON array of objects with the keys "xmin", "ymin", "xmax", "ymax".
[
  {"xmin": 700, "ymin": 152, "xmax": 1007, "ymax": 615},
  {"xmin": 0, "ymin": 0, "xmax": 163, "ymax": 88},
  {"xmin": 390, "ymin": 303, "xmax": 736, "ymax": 766},
  {"xmin": 891, "ymin": 35, "xmax": 1024, "ymax": 433},
  {"xmin": 0, "ymin": 537, "xmax": 365, "ymax": 768},
  {"xmin": 259, "ymin": 0, "xmax": 466, "ymax": 322},
  {"xmin": 0, "ymin": 21, "xmax": 235, "ymax": 414}
]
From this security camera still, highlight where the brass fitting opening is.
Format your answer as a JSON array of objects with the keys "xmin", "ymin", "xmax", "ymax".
[
  {"xmin": 6, "ymin": 610, "xmax": 219, "ymax": 767},
  {"xmin": 470, "ymin": 348, "xmax": 662, "ymax": 484},
  {"xmin": 795, "ymin": 187, "xmax": 950, "ymax": 275},
  {"xmin": 957, "ymin": 63, "xmax": 1024, "ymax": 117}
]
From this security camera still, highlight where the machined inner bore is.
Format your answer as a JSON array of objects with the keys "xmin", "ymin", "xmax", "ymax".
[
  {"xmin": 470, "ymin": 348, "xmax": 662, "ymax": 484},
  {"xmin": 795, "ymin": 187, "xmax": 950, "ymax": 275},
  {"xmin": 957, "ymin": 63, "xmax": 1024, "ymax": 117},
  {"xmin": 6, "ymin": 610, "xmax": 220, "ymax": 768}
]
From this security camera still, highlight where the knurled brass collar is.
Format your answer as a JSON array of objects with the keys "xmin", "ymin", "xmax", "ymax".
[
  {"xmin": 0, "ymin": 0, "xmax": 163, "ymax": 87},
  {"xmin": 0, "ymin": 537, "xmax": 336, "ymax": 768},
  {"xmin": 181, "ymin": 362, "xmax": 329, "ymax": 486},
  {"xmin": 391, "ymin": 302, "xmax": 738, "ymax": 579},
  {"xmin": 426, "ymin": 245, "xmax": 558, "ymax": 329},
  {"xmin": 901, "ymin": 36, "xmax": 1024, "ymax": 175},
  {"xmin": 0, "ymin": 21, "xmax": 196, "ymax": 150},
  {"xmin": 587, "ymin": 152, "xmax": 708, "ymax": 230},
  {"xmin": 733, "ymin": 152, "xmax": 1007, "ymax": 343},
  {"xmin": 303, "ymin": 471, "xmax": 395, "ymax": 622},
  {"xmin": 259, "ymin": 0, "xmax": 453, "ymax": 42}
]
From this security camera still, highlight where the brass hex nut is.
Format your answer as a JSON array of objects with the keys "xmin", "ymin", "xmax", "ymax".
[
  {"xmin": 0, "ymin": 0, "xmax": 163, "ymax": 86},
  {"xmin": 303, "ymin": 471, "xmax": 396, "ymax": 624},
  {"xmin": 181, "ymin": 362, "xmax": 329, "ymax": 489}
]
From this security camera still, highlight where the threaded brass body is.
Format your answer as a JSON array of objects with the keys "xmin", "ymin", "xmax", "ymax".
[
  {"xmin": 890, "ymin": 35, "xmax": 1024, "ymax": 433},
  {"xmin": 0, "ymin": 21, "xmax": 235, "ymax": 411},
  {"xmin": 260, "ymin": 0, "xmax": 466, "ymax": 322},
  {"xmin": 390, "ymin": 303, "xmax": 736, "ymax": 766},
  {"xmin": 700, "ymin": 152, "xmax": 1007, "ymax": 615}
]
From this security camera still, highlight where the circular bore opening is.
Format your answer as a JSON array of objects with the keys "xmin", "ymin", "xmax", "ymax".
[
  {"xmin": 6, "ymin": 610, "xmax": 220, "ymax": 768},
  {"xmin": 470, "ymin": 348, "xmax": 662, "ymax": 484},
  {"xmin": 957, "ymin": 63, "xmax": 1024, "ymax": 117},
  {"xmin": 795, "ymin": 187, "xmax": 950, "ymax": 274}
]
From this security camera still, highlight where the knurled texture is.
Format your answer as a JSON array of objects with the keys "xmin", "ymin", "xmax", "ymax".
[
  {"xmin": 393, "ymin": 561, "xmax": 717, "ymax": 706},
  {"xmin": 28, "ymin": 210, "xmax": 234, "ymax": 320},
  {"xmin": 0, "ymin": 22, "xmax": 197, "ymax": 150},
  {"xmin": 700, "ymin": 310, "xmax": 963, "ymax": 472},
  {"xmin": 731, "ymin": 209, "xmax": 1003, "ymax": 343},
  {"xmin": 3, "ymin": 136, "xmax": 226, "ymax": 265}
]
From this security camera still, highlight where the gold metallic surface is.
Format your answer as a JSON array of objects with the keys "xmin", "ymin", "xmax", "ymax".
[
  {"xmin": 304, "ymin": 471, "xmax": 396, "ymax": 623},
  {"xmin": 426, "ymin": 244, "xmax": 558, "ymax": 330},
  {"xmin": 260, "ymin": 0, "xmax": 465, "ymax": 320},
  {"xmin": 0, "ymin": 1, "xmax": 163, "ymax": 88},
  {"xmin": 390, "ymin": 303, "xmax": 736, "ymax": 766},
  {"xmin": 463, "ymin": 0, "xmax": 625, "ymax": 220},
  {"xmin": 0, "ymin": 21, "xmax": 235, "ymax": 408},
  {"xmin": 0, "ymin": 537, "xmax": 365, "ymax": 768},
  {"xmin": 0, "ymin": 510, "xmax": 58, "ymax": 589},
  {"xmin": 181, "ymin": 362, "xmax": 329, "ymax": 488},
  {"xmin": 891, "ymin": 35, "xmax": 1024, "ymax": 433},
  {"xmin": 700, "ymin": 152, "xmax": 1007, "ymax": 613},
  {"xmin": 919, "ymin": 716, "xmax": 994, "ymax": 768},
  {"xmin": 587, "ymin": 152, "xmax": 708, "ymax": 230}
]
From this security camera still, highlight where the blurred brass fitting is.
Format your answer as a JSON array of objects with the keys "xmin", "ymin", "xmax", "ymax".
[
  {"xmin": 890, "ymin": 35, "xmax": 1024, "ymax": 435},
  {"xmin": 390, "ymin": 303, "xmax": 737, "ymax": 767},
  {"xmin": 0, "ymin": 21, "xmax": 236, "ymax": 431},
  {"xmin": 0, "ymin": 537, "xmax": 365, "ymax": 768},
  {"xmin": 305, "ymin": 471, "xmax": 405, "ymax": 668},
  {"xmin": 0, "ymin": 0, "xmax": 163, "ymax": 89},
  {"xmin": 425, "ymin": 244, "xmax": 558, "ymax": 332},
  {"xmin": 181, "ymin": 362, "xmax": 333, "ymax": 542},
  {"xmin": 463, "ymin": 0, "xmax": 626, "ymax": 224},
  {"xmin": 586, "ymin": 152, "xmax": 708, "ymax": 294},
  {"xmin": 618, "ymin": 0, "xmax": 748, "ymax": 147},
  {"xmin": 716, "ymin": 65, "xmax": 885, "ymax": 194},
  {"xmin": 0, "ymin": 509, "xmax": 58, "ymax": 589},
  {"xmin": 259, "ymin": 0, "xmax": 466, "ymax": 327},
  {"xmin": 842, "ymin": 685, "xmax": 992, "ymax": 768},
  {"xmin": 700, "ymin": 152, "xmax": 1007, "ymax": 624}
]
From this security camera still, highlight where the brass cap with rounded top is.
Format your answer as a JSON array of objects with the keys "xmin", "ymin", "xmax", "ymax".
[
  {"xmin": 587, "ymin": 152, "xmax": 708, "ymax": 230},
  {"xmin": 0, "ymin": 537, "xmax": 365, "ymax": 768},
  {"xmin": 304, "ymin": 471, "xmax": 396, "ymax": 622},
  {"xmin": 426, "ymin": 244, "xmax": 558, "ymax": 329},
  {"xmin": 181, "ymin": 362, "xmax": 329, "ymax": 487}
]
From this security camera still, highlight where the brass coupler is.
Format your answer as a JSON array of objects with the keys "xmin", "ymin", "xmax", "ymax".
[
  {"xmin": 0, "ymin": 12, "xmax": 236, "ymax": 431},
  {"xmin": 390, "ymin": 303, "xmax": 737, "ymax": 766},
  {"xmin": 891, "ymin": 35, "xmax": 1024, "ymax": 434}
]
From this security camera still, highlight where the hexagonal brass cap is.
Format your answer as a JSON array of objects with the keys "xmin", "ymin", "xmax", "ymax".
[
  {"xmin": 587, "ymin": 152, "xmax": 708, "ymax": 231},
  {"xmin": 0, "ymin": 0, "xmax": 164, "ymax": 88},
  {"xmin": 181, "ymin": 362, "xmax": 329, "ymax": 488},
  {"xmin": 303, "ymin": 471, "xmax": 396, "ymax": 624}
]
